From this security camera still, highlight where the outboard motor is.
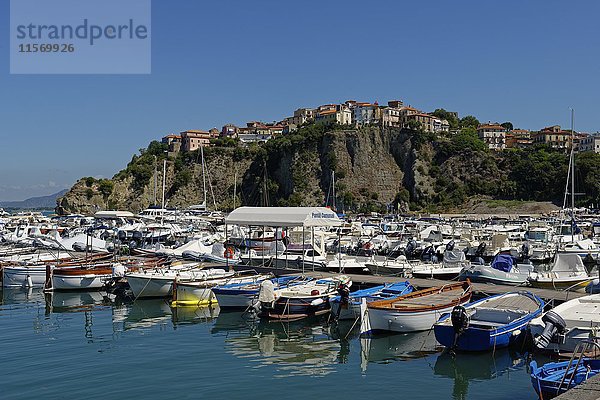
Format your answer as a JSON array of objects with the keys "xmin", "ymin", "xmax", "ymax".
[
  {"xmin": 475, "ymin": 242, "xmax": 487, "ymax": 257},
  {"xmin": 258, "ymin": 280, "xmax": 276, "ymax": 313},
  {"xmin": 404, "ymin": 239, "xmax": 417, "ymax": 258},
  {"xmin": 446, "ymin": 240, "xmax": 455, "ymax": 252},
  {"xmin": 451, "ymin": 305, "xmax": 470, "ymax": 334},
  {"xmin": 450, "ymin": 305, "xmax": 470, "ymax": 354},
  {"xmin": 583, "ymin": 253, "xmax": 596, "ymax": 275},
  {"xmin": 520, "ymin": 242, "xmax": 530, "ymax": 260},
  {"xmin": 421, "ymin": 245, "xmax": 434, "ymax": 262},
  {"xmin": 117, "ymin": 230, "xmax": 127, "ymax": 241},
  {"xmin": 534, "ymin": 310, "xmax": 567, "ymax": 349},
  {"xmin": 335, "ymin": 282, "xmax": 351, "ymax": 319}
]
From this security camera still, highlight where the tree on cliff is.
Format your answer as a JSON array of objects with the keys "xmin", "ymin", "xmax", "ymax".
[
  {"xmin": 431, "ymin": 109, "xmax": 459, "ymax": 130},
  {"xmin": 459, "ymin": 115, "xmax": 480, "ymax": 129}
]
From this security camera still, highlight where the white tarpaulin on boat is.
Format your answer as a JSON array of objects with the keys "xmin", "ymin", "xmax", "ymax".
[{"xmin": 225, "ymin": 207, "xmax": 342, "ymax": 228}]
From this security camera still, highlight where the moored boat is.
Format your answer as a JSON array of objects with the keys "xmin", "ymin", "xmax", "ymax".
[
  {"xmin": 258, "ymin": 276, "xmax": 351, "ymax": 321},
  {"xmin": 211, "ymin": 275, "xmax": 307, "ymax": 309},
  {"xmin": 331, "ymin": 281, "xmax": 413, "ymax": 320},
  {"xmin": 530, "ymin": 293, "xmax": 600, "ymax": 353},
  {"xmin": 361, "ymin": 281, "xmax": 472, "ymax": 334},
  {"xmin": 51, "ymin": 264, "xmax": 115, "ymax": 291},
  {"xmin": 528, "ymin": 253, "xmax": 592, "ymax": 290},
  {"xmin": 172, "ymin": 272, "xmax": 272, "ymax": 307},
  {"xmin": 433, "ymin": 291, "xmax": 544, "ymax": 352},
  {"xmin": 126, "ymin": 266, "xmax": 233, "ymax": 299}
]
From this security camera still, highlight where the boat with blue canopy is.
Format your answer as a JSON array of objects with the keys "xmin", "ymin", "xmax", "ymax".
[{"xmin": 459, "ymin": 253, "xmax": 534, "ymax": 285}]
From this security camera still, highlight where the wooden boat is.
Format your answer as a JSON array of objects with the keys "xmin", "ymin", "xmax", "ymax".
[
  {"xmin": 51, "ymin": 264, "xmax": 114, "ymax": 291},
  {"xmin": 433, "ymin": 291, "xmax": 544, "ymax": 352},
  {"xmin": 330, "ymin": 281, "xmax": 413, "ymax": 320},
  {"xmin": 258, "ymin": 276, "xmax": 351, "ymax": 321},
  {"xmin": 361, "ymin": 281, "xmax": 472, "ymax": 334}
]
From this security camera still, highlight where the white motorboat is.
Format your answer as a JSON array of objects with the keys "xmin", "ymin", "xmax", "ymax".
[
  {"xmin": 528, "ymin": 253, "xmax": 592, "ymax": 290},
  {"xmin": 410, "ymin": 250, "xmax": 468, "ymax": 280},
  {"xmin": 364, "ymin": 255, "xmax": 412, "ymax": 276},
  {"xmin": 530, "ymin": 293, "xmax": 600, "ymax": 353}
]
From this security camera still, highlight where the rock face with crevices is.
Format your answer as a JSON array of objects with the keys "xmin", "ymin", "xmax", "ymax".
[{"xmin": 57, "ymin": 124, "xmax": 572, "ymax": 215}]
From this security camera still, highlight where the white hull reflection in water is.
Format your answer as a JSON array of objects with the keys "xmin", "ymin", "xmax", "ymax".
[
  {"xmin": 111, "ymin": 299, "xmax": 220, "ymax": 331},
  {"xmin": 46, "ymin": 291, "xmax": 107, "ymax": 312},
  {"xmin": 1, "ymin": 287, "xmax": 45, "ymax": 306},
  {"xmin": 213, "ymin": 312, "xmax": 342, "ymax": 377},
  {"xmin": 359, "ymin": 331, "xmax": 441, "ymax": 372}
]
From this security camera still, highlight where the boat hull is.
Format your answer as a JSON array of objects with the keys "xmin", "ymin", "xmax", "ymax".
[
  {"xmin": 367, "ymin": 306, "xmax": 459, "ymax": 333},
  {"xmin": 126, "ymin": 275, "xmax": 175, "ymax": 298},
  {"xmin": 52, "ymin": 273, "xmax": 112, "ymax": 291},
  {"xmin": 2, "ymin": 266, "xmax": 46, "ymax": 288},
  {"xmin": 260, "ymin": 295, "xmax": 331, "ymax": 321}
]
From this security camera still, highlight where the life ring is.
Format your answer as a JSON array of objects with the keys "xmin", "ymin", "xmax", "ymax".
[{"xmin": 224, "ymin": 246, "xmax": 235, "ymax": 259}]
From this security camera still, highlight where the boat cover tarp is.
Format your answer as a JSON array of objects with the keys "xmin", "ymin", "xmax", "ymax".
[
  {"xmin": 491, "ymin": 254, "xmax": 514, "ymax": 272},
  {"xmin": 444, "ymin": 250, "xmax": 466, "ymax": 263},
  {"xmin": 225, "ymin": 207, "xmax": 342, "ymax": 228},
  {"xmin": 552, "ymin": 253, "xmax": 586, "ymax": 273}
]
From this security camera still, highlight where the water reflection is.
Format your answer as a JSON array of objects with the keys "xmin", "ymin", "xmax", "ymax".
[
  {"xmin": 111, "ymin": 299, "xmax": 219, "ymax": 331},
  {"xmin": 359, "ymin": 331, "xmax": 442, "ymax": 372},
  {"xmin": 1, "ymin": 287, "xmax": 45, "ymax": 306},
  {"xmin": 45, "ymin": 291, "xmax": 109, "ymax": 314},
  {"xmin": 214, "ymin": 313, "xmax": 342, "ymax": 377},
  {"xmin": 434, "ymin": 349, "xmax": 527, "ymax": 400}
]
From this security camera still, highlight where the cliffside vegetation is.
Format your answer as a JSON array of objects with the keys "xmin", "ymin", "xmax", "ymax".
[{"xmin": 57, "ymin": 122, "xmax": 600, "ymax": 215}]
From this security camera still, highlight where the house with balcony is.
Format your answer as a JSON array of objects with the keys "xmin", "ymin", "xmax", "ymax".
[{"xmin": 477, "ymin": 123, "xmax": 507, "ymax": 150}]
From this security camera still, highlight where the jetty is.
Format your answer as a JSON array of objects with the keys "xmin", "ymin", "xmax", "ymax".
[{"xmin": 556, "ymin": 373, "xmax": 600, "ymax": 400}]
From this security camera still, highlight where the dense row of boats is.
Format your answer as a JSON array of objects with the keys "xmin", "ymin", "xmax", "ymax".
[{"xmin": 2, "ymin": 206, "xmax": 600, "ymax": 398}]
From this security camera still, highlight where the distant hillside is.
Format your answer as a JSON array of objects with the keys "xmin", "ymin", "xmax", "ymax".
[{"xmin": 0, "ymin": 189, "xmax": 68, "ymax": 209}]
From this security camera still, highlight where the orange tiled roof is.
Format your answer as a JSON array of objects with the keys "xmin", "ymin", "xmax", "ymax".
[{"xmin": 478, "ymin": 124, "xmax": 505, "ymax": 130}]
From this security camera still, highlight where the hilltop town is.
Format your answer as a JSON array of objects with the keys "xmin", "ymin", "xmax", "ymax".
[{"xmin": 158, "ymin": 99, "xmax": 600, "ymax": 155}]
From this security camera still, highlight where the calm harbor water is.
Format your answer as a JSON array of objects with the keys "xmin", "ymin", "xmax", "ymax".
[{"xmin": 1, "ymin": 289, "xmax": 546, "ymax": 400}]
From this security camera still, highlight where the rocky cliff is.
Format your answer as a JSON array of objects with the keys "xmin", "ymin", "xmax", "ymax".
[{"xmin": 57, "ymin": 124, "xmax": 600, "ymax": 215}]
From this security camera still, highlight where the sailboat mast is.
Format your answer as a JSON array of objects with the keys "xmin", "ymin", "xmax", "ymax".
[
  {"xmin": 570, "ymin": 108, "xmax": 575, "ymax": 242},
  {"xmin": 233, "ymin": 166, "xmax": 237, "ymax": 210},
  {"xmin": 201, "ymin": 146, "xmax": 207, "ymax": 208},
  {"xmin": 332, "ymin": 170, "xmax": 336, "ymax": 211}
]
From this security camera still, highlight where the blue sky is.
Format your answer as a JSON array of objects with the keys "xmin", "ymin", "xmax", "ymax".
[{"xmin": 1, "ymin": 0, "xmax": 600, "ymax": 201}]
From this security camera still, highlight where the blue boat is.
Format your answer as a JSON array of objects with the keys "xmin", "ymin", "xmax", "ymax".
[
  {"xmin": 531, "ymin": 356, "xmax": 600, "ymax": 399},
  {"xmin": 330, "ymin": 281, "xmax": 413, "ymax": 320},
  {"xmin": 433, "ymin": 291, "xmax": 544, "ymax": 352},
  {"xmin": 212, "ymin": 275, "xmax": 308, "ymax": 309}
]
